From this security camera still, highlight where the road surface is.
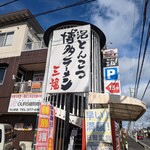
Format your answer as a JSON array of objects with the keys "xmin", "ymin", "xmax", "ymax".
[
  {"xmin": 142, "ymin": 137, "xmax": 150, "ymax": 147},
  {"xmin": 127, "ymin": 136, "xmax": 145, "ymax": 150}
]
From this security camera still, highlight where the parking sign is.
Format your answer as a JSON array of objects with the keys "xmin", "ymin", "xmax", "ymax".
[{"xmin": 104, "ymin": 67, "xmax": 119, "ymax": 80}]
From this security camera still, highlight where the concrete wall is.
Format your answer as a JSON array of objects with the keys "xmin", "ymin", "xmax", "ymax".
[
  {"xmin": 0, "ymin": 23, "xmax": 41, "ymax": 59},
  {"xmin": 0, "ymin": 24, "xmax": 26, "ymax": 58}
]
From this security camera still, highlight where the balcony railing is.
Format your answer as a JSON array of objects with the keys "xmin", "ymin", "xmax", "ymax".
[
  {"xmin": 13, "ymin": 81, "xmax": 43, "ymax": 93},
  {"xmin": 23, "ymin": 41, "xmax": 47, "ymax": 51}
]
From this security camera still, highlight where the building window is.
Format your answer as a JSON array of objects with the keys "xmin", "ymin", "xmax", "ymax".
[
  {"xmin": 0, "ymin": 67, "xmax": 7, "ymax": 84},
  {"xmin": 0, "ymin": 32, "xmax": 14, "ymax": 47},
  {"xmin": 33, "ymin": 72, "xmax": 44, "ymax": 81},
  {"xmin": 25, "ymin": 37, "xmax": 33, "ymax": 50}
]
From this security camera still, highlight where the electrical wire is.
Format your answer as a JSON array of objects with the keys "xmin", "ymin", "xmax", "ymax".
[
  {"xmin": 136, "ymin": 21, "xmax": 150, "ymax": 97},
  {"xmin": 0, "ymin": 0, "xmax": 96, "ymax": 28},
  {"xmin": 33, "ymin": 0, "xmax": 96, "ymax": 18},
  {"xmin": 2, "ymin": 0, "xmax": 150, "ymax": 101},
  {"xmin": 141, "ymin": 79, "xmax": 150, "ymax": 101},
  {"xmin": 0, "ymin": 0, "xmax": 18, "ymax": 7},
  {"xmin": 134, "ymin": 0, "xmax": 149, "ymax": 98}
]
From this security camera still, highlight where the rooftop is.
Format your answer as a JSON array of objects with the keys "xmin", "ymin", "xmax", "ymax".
[{"xmin": 0, "ymin": 9, "xmax": 44, "ymax": 33}]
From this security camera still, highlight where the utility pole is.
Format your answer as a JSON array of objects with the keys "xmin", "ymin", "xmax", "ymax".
[{"xmin": 127, "ymin": 88, "xmax": 135, "ymax": 132}]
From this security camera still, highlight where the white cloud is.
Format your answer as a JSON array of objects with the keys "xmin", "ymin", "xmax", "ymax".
[
  {"xmin": 89, "ymin": 0, "xmax": 150, "ymax": 107},
  {"xmin": 90, "ymin": 0, "xmax": 140, "ymax": 48},
  {"xmin": 119, "ymin": 56, "xmax": 139, "ymax": 86},
  {"xmin": 134, "ymin": 108, "xmax": 150, "ymax": 128},
  {"xmin": 119, "ymin": 55, "xmax": 150, "ymax": 106}
]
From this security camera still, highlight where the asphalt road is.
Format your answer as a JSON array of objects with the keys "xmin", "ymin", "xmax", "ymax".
[
  {"xmin": 142, "ymin": 137, "xmax": 150, "ymax": 147},
  {"xmin": 127, "ymin": 136, "xmax": 145, "ymax": 150}
]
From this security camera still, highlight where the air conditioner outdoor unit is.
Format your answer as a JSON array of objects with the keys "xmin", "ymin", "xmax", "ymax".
[{"xmin": 19, "ymin": 141, "xmax": 32, "ymax": 150}]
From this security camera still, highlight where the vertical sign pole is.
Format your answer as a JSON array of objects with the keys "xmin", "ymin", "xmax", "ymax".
[
  {"xmin": 82, "ymin": 118, "xmax": 86, "ymax": 150},
  {"xmin": 41, "ymin": 38, "xmax": 52, "ymax": 102},
  {"xmin": 64, "ymin": 93, "xmax": 71, "ymax": 150},
  {"xmin": 111, "ymin": 118, "xmax": 116, "ymax": 150},
  {"xmin": 108, "ymin": 104, "xmax": 116, "ymax": 150}
]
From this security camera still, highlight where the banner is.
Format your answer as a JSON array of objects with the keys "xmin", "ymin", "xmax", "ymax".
[
  {"xmin": 8, "ymin": 93, "xmax": 42, "ymax": 112},
  {"xmin": 35, "ymin": 103, "xmax": 55, "ymax": 150},
  {"xmin": 85, "ymin": 108, "xmax": 113, "ymax": 150},
  {"xmin": 46, "ymin": 25, "xmax": 91, "ymax": 93}
]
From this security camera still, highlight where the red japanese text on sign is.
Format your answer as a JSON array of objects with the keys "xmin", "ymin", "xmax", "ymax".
[
  {"xmin": 50, "ymin": 65, "xmax": 60, "ymax": 90},
  {"xmin": 37, "ymin": 131, "xmax": 48, "ymax": 143}
]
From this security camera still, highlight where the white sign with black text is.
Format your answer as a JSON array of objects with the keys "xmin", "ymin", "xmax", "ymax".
[
  {"xmin": 46, "ymin": 25, "xmax": 91, "ymax": 93},
  {"xmin": 8, "ymin": 93, "xmax": 42, "ymax": 112}
]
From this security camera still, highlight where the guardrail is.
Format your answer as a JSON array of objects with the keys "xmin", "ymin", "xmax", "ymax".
[{"xmin": 23, "ymin": 41, "xmax": 47, "ymax": 51}]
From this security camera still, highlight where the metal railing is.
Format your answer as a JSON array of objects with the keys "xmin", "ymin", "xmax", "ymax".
[
  {"xmin": 13, "ymin": 81, "xmax": 43, "ymax": 93},
  {"xmin": 23, "ymin": 41, "xmax": 47, "ymax": 51},
  {"xmin": 46, "ymin": 93, "xmax": 86, "ymax": 127}
]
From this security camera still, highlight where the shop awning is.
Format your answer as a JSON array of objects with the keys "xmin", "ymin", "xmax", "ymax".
[{"xmin": 88, "ymin": 92, "xmax": 146, "ymax": 121}]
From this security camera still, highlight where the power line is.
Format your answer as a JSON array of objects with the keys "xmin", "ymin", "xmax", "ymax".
[
  {"xmin": 8, "ymin": 0, "xmax": 96, "ymax": 20},
  {"xmin": 141, "ymin": 80, "xmax": 150, "ymax": 101},
  {"xmin": 0, "ymin": 0, "xmax": 96, "ymax": 18},
  {"xmin": 136, "ymin": 21, "xmax": 150, "ymax": 96},
  {"xmin": 0, "ymin": 0, "xmax": 18, "ymax": 7},
  {"xmin": 33, "ymin": 0, "xmax": 96, "ymax": 18},
  {"xmin": 134, "ymin": 0, "xmax": 149, "ymax": 97},
  {"xmin": 0, "ymin": 0, "xmax": 96, "ymax": 28}
]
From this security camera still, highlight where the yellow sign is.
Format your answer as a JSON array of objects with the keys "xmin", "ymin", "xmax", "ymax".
[
  {"xmin": 39, "ymin": 117, "xmax": 49, "ymax": 128},
  {"xmin": 40, "ymin": 105, "xmax": 50, "ymax": 115}
]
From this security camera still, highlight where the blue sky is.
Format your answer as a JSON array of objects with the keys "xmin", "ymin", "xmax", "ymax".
[{"xmin": 1, "ymin": 0, "xmax": 150, "ymax": 126}]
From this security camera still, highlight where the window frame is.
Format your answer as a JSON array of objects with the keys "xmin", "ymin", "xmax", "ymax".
[
  {"xmin": 26, "ymin": 37, "xmax": 33, "ymax": 50},
  {"xmin": 0, "ymin": 66, "xmax": 7, "ymax": 85},
  {"xmin": 0, "ymin": 31, "xmax": 14, "ymax": 47}
]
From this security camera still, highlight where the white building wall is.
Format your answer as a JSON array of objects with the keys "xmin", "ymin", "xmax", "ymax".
[
  {"xmin": 0, "ymin": 23, "xmax": 40, "ymax": 59},
  {"xmin": 0, "ymin": 24, "xmax": 27, "ymax": 59}
]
